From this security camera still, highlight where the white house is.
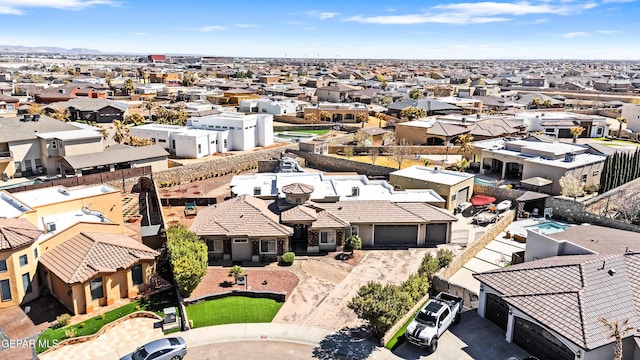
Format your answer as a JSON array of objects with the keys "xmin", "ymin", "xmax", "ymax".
[
  {"xmin": 129, "ymin": 112, "xmax": 273, "ymax": 158},
  {"xmin": 239, "ymin": 98, "xmax": 299, "ymax": 115},
  {"xmin": 621, "ymin": 103, "xmax": 640, "ymax": 133},
  {"xmin": 514, "ymin": 111, "xmax": 609, "ymax": 139}
]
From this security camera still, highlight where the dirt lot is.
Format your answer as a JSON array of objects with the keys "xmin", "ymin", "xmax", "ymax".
[{"xmin": 188, "ymin": 267, "xmax": 300, "ymax": 300}]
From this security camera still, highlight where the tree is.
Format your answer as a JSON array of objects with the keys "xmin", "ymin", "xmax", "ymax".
[
  {"xmin": 182, "ymin": 71, "xmax": 196, "ymax": 87},
  {"xmin": 124, "ymin": 113, "xmax": 145, "ymax": 125},
  {"xmin": 352, "ymin": 130, "xmax": 368, "ymax": 148},
  {"xmin": 400, "ymin": 107, "xmax": 426, "ymax": 121},
  {"xmin": 345, "ymin": 235, "xmax": 362, "ymax": 255},
  {"xmin": 124, "ymin": 78, "xmax": 135, "ymax": 95},
  {"xmin": 369, "ymin": 147, "xmax": 379, "ymax": 165},
  {"xmin": 304, "ymin": 113, "xmax": 317, "ymax": 122},
  {"xmin": 418, "ymin": 253, "xmax": 441, "ymax": 282},
  {"xmin": 616, "ymin": 117, "xmax": 627, "ymax": 137},
  {"xmin": 27, "ymin": 103, "xmax": 44, "ymax": 115},
  {"xmin": 530, "ymin": 98, "xmax": 541, "ymax": 109},
  {"xmin": 343, "ymin": 146, "xmax": 354, "ymax": 159},
  {"xmin": 375, "ymin": 112, "xmax": 386, "ymax": 127},
  {"xmin": 559, "ymin": 175, "xmax": 585, "ymax": 199},
  {"xmin": 347, "ymin": 282, "xmax": 412, "ymax": 340},
  {"xmin": 436, "ymin": 249, "xmax": 454, "ymax": 268},
  {"xmin": 598, "ymin": 318, "xmax": 633, "ymax": 360},
  {"xmin": 379, "ymin": 96, "xmax": 391, "ymax": 106},
  {"xmin": 129, "ymin": 136, "xmax": 153, "ymax": 147},
  {"xmin": 392, "ymin": 138, "xmax": 412, "ymax": 169},
  {"xmin": 448, "ymin": 158, "xmax": 470, "ymax": 172},
  {"xmin": 144, "ymin": 98, "xmax": 155, "ymax": 120},
  {"xmin": 319, "ymin": 111, "xmax": 330, "ymax": 122},
  {"xmin": 355, "ymin": 112, "xmax": 369, "ymax": 123},
  {"xmin": 543, "ymin": 99, "xmax": 553, "ymax": 108},
  {"xmin": 99, "ymin": 127, "xmax": 109, "ymax": 141},
  {"xmin": 166, "ymin": 224, "xmax": 207, "ymax": 297},
  {"xmin": 409, "ymin": 89, "xmax": 424, "ymax": 99},
  {"xmin": 455, "ymin": 133, "xmax": 474, "ymax": 158},
  {"xmin": 570, "ymin": 126, "xmax": 585, "ymax": 143},
  {"xmin": 112, "ymin": 120, "xmax": 129, "ymax": 144},
  {"xmin": 49, "ymin": 108, "xmax": 70, "ymax": 122}
]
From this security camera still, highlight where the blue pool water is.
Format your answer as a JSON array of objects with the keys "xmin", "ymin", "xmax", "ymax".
[
  {"xmin": 525, "ymin": 221, "xmax": 569, "ymax": 234},
  {"xmin": 474, "ymin": 178, "xmax": 497, "ymax": 187}
]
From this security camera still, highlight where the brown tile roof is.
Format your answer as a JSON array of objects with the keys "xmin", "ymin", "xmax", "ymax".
[
  {"xmin": 282, "ymin": 183, "xmax": 314, "ymax": 195},
  {"xmin": 310, "ymin": 210, "xmax": 350, "ymax": 229},
  {"xmin": 39, "ymin": 232, "xmax": 158, "ymax": 284},
  {"xmin": 474, "ymin": 253, "xmax": 640, "ymax": 350},
  {"xmin": 312, "ymin": 201, "xmax": 457, "ymax": 224},
  {"xmin": 0, "ymin": 218, "xmax": 42, "ymax": 250},
  {"xmin": 427, "ymin": 122, "xmax": 469, "ymax": 137},
  {"xmin": 281, "ymin": 205, "xmax": 318, "ymax": 223},
  {"xmin": 190, "ymin": 195, "xmax": 292, "ymax": 237}
]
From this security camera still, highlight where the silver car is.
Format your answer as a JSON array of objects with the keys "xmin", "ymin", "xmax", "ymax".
[{"xmin": 120, "ymin": 337, "xmax": 187, "ymax": 360}]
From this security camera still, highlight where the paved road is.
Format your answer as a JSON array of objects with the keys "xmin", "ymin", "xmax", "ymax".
[{"xmin": 185, "ymin": 341, "xmax": 315, "ymax": 360}]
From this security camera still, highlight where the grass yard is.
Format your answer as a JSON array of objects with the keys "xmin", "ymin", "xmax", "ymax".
[
  {"xmin": 36, "ymin": 289, "xmax": 177, "ymax": 353},
  {"xmin": 333, "ymin": 155, "xmax": 424, "ymax": 169},
  {"xmin": 186, "ymin": 296, "xmax": 283, "ymax": 328},
  {"xmin": 296, "ymin": 129, "xmax": 330, "ymax": 135}
]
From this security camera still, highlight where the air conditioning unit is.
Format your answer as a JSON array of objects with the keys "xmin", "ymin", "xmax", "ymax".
[
  {"xmin": 45, "ymin": 222, "xmax": 57, "ymax": 233},
  {"xmin": 351, "ymin": 186, "xmax": 360, "ymax": 197}
]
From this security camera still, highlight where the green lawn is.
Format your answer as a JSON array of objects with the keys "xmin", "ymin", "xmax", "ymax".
[
  {"xmin": 186, "ymin": 296, "xmax": 283, "ymax": 328},
  {"xmin": 384, "ymin": 297, "xmax": 430, "ymax": 351},
  {"xmin": 36, "ymin": 289, "xmax": 177, "ymax": 353}
]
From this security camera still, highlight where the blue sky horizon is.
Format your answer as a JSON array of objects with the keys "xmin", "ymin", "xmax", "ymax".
[{"xmin": 0, "ymin": 0, "xmax": 638, "ymax": 59}]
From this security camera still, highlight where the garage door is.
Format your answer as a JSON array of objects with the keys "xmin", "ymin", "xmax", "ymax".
[
  {"xmin": 485, "ymin": 293, "xmax": 509, "ymax": 331},
  {"xmin": 456, "ymin": 187, "xmax": 469, "ymax": 206},
  {"xmin": 374, "ymin": 225, "xmax": 418, "ymax": 246},
  {"xmin": 425, "ymin": 224, "xmax": 448, "ymax": 244},
  {"xmin": 513, "ymin": 317, "xmax": 575, "ymax": 360}
]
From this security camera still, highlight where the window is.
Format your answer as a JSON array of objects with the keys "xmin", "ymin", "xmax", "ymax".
[
  {"xmin": 24, "ymin": 159, "xmax": 32, "ymax": 171},
  {"xmin": 51, "ymin": 141, "xmax": 57, "ymax": 149},
  {"xmin": 254, "ymin": 187, "xmax": 261, "ymax": 196},
  {"xmin": 233, "ymin": 238, "xmax": 248, "ymax": 244},
  {"xmin": 158, "ymin": 139, "xmax": 166, "ymax": 143},
  {"xmin": 22, "ymin": 273, "xmax": 32, "ymax": 294},
  {"xmin": 197, "ymin": 144, "xmax": 202, "ymax": 153},
  {"xmin": 320, "ymin": 231, "xmax": 336, "ymax": 244},
  {"xmin": 19, "ymin": 254, "xmax": 28, "ymax": 267},
  {"xmin": 260, "ymin": 239, "xmax": 277, "ymax": 254},
  {"xmin": 439, "ymin": 308, "xmax": 450, "ymax": 326},
  {"xmin": 581, "ymin": 174, "xmax": 587, "ymax": 184},
  {"xmin": 131, "ymin": 265, "xmax": 143, "ymax": 286},
  {"xmin": 33, "ymin": 248, "xmax": 38, "ymax": 259},
  {"xmin": 35, "ymin": 158, "xmax": 41, "ymax": 168},
  {"xmin": 207, "ymin": 239, "xmax": 223, "ymax": 253},
  {"xmin": 223, "ymin": 139, "xmax": 227, "ymax": 148},
  {"xmin": 350, "ymin": 225, "xmax": 359, "ymax": 237},
  {"xmin": 0, "ymin": 280, "xmax": 11, "ymax": 301},
  {"xmin": 0, "ymin": 260, "xmax": 5, "ymax": 272},
  {"xmin": 451, "ymin": 194, "xmax": 457, "ymax": 202},
  {"xmin": 597, "ymin": 127, "xmax": 603, "ymax": 135},
  {"xmin": 90, "ymin": 277, "xmax": 104, "ymax": 300},
  {"xmin": 151, "ymin": 138, "xmax": 156, "ymax": 143},
  {"xmin": 14, "ymin": 161, "xmax": 21, "ymax": 172}
]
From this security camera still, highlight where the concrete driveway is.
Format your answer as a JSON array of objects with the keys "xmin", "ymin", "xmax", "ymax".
[
  {"xmin": 274, "ymin": 249, "xmax": 433, "ymax": 331},
  {"xmin": 393, "ymin": 310, "xmax": 529, "ymax": 360}
]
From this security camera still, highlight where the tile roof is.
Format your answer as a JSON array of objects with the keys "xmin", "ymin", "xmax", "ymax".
[
  {"xmin": 388, "ymin": 99, "xmax": 461, "ymax": 112},
  {"xmin": 0, "ymin": 115, "xmax": 84, "ymax": 143},
  {"xmin": 280, "ymin": 205, "xmax": 318, "ymax": 223},
  {"xmin": 474, "ymin": 253, "xmax": 640, "ymax": 350},
  {"xmin": 427, "ymin": 121, "xmax": 469, "ymax": 137},
  {"xmin": 39, "ymin": 232, "xmax": 159, "ymax": 284},
  {"xmin": 282, "ymin": 183, "xmax": 314, "ymax": 195},
  {"xmin": 63, "ymin": 144, "xmax": 169, "ymax": 169},
  {"xmin": 190, "ymin": 194, "xmax": 292, "ymax": 237},
  {"xmin": 311, "ymin": 200, "xmax": 457, "ymax": 224},
  {"xmin": 0, "ymin": 218, "xmax": 42, "ymax": 250}
]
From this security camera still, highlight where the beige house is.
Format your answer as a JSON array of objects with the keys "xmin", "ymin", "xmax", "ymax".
[
  {"xmin": 0, "ymin": 184, "xmax": 158, "ymax": 314},
  {"xmin": 303, "ymin": 103, "xmax": 369, "ymax": 123},
  {"xmin": 390, "ymin": 166, "xmax": 475, "ymax": 211}
]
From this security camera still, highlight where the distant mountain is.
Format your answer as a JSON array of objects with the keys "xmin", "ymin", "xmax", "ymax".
[{"xmin": 0, "ymin": 45, "xmax": 101, "ymax": 54}]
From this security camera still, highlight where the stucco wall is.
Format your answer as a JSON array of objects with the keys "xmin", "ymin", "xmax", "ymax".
[{"xmin": 288, "ymin": 150, "xmax": 396, "ymax": 177}]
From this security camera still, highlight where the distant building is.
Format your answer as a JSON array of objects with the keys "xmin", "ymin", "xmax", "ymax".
[
  {"xmin": 239, "ymin": 98, "xmax": 299, "ymax": 115},
  {"xmin": 515, "ymin": 112, "xmax": 609, "ymax": 139},
  {"xmin": 621, "ymin": 103, "xmax": 640, "ymax": 133},
  {"xmin": 147, "ymin": 54, "xmax": 166, "ymax": 63}
]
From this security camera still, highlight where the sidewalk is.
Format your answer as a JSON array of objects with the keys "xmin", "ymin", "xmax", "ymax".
[{"xmin": 38, "ymin": 322, "xmax": 400, "ymax": 360}]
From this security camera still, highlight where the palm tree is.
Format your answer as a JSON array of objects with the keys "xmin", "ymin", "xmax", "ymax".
[
  {"xmin": 375, "ymin": 112, "xmax": 386, "ymax": 127},
  {"xmin": 182, "ymin": 71, "xmax": 196, "ymax": 87},
  {"xmin": 49, "ymin": 108, "xmax": 70, "ymax": 122},
  {"xmin": 304, "ymin": 113, "xmax": 317, "ymax": 122},
  {"xmin": 599, "ymin": 317, "xmax": 633, "ymax": 360},
  {"xmin": 124, "ymin": 79, "xmax": 135, "ymax": 95},
  {"xmin": 112, "ymin": 120, "xmax": 129, "ymax": 144},
  {"xmin": 144, "ymin": 99, "xmax": 155, "ymax": 120},
  {"xmin": 100, "ymin": 127, "xmax": 109, "ymax": 141},
  {"xmin": 570, "ymin": 126, "xmax": 585, "ymax": 143},
  {"xmin": 319, "ymin": 111, "xmax": 330, "ymax": 122},
  {"xmin": 455, "ymin": 134, "xmax": 475, "ymax": 158},
  {"xmin": 616, "ymin": 117, "xmax": 627, "ymax": 137},
  {"xmin": 27, "ymin": 103, "xmax": 44, "ymax": 115}
]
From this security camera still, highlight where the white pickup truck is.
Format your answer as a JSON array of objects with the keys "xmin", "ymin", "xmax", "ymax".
[{"xmin": 404, "ymin": 292, "xmax": 463, "ymax": 352}]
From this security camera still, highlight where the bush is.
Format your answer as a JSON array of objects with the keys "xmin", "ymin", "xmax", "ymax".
[
  {"xmin": 56, "ymin": 314, "xmax": 71, "ymax": 328},
  {"xmin": 167, "ymin": 224, "xmax": 208, "ymax": 297},
  {"xmin": 228, "ymin": 265, "xmax": 244, "ymax": 280},
  {"xmin": 262, "ymin": 279, "xmax": 269, "ymax": 285},
  {"xmin": 64, "ymin": 328, "xmax": 76, "ymax": 338},
  {"xmin": 417, "ymin": 254, "xmax": 440, "ymax": 282},
  {"xmin": 436, "ymin": 249, "xmax": 455, "ymax": 269},
  {"xmin": 345, "ymin": 235, "xmax": 362, "ymax": 253},
  {"xmin": 281, "ymin": 252, "xmax": 295, "ymax": 265}
]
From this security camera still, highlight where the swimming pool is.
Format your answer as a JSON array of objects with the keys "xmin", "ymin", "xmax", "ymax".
[
  {"xmin": 525, "ymin": 221, "xmax": 570, "ymax": 235},
  {"xmin": 474, "ymin": 178, "xmax": 497, "ymax": 187}
]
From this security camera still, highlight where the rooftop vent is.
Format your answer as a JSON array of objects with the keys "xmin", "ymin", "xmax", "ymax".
[
  {"xmin": 564, "ymin": 152, "xmax": 576, "ymax": 162},
  {"xmin": 22, "ymin": 114, "xmax": 31, "ymax": 122},
  {"xmin": 45, "ymin": 222, "xmax": 57, "ymax": 233},
  {"xmin": 32, "ymin": 114, "xmax": 40, "ymax": 121},
  {"xmin": 58, "ymin": 187, "xmax": 69, "ymax": 195},
  {"xmin": 58, "ymin": 89, "xmax": 65, "ymax": 94},
  {"xmin": 351, "ymin": 186, "xmax": 360, "ymax": 197},
  {"xmin": 433, "ymin": 166, "xmax": 441, "ymax": 173}
]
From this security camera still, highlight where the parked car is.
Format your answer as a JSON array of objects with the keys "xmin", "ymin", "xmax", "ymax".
[
  {"xmin": 404, "ymin": 292, "xmax": 463, "ymax": 352},
  {"xmin": 120, "ymin": 337, "xmax": 187, "ymax": 360}
]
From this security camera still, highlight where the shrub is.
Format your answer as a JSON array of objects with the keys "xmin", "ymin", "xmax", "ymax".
[
  {"xmin": 436, "ymin": 248, "xmax": 455, "ymax": 269},
  {"xmin": 56, "ymin": 314, "xmax": 71, "ymax": 328},
  {"xmin": 262, "ymin": 279, "xmax": 269, "ymax": 285},
  {"xmin": 345, "ymin": 235, "xmax": 362, "ymax": 253},
  {"xmin": 100, "ymin": 313, "xmax": 106, "ymax": 321},
  {"xmin": 78, "ymin": 322, "xmax": 86, "ymax": 329},
  {"xmin": 64, "ymin": 328, "xmax": 76, "ymax": 338},
  {"xmin": 228, "ymin": 265, "xmax": 244, "ymax": 280},
  {"xmin": 281, "ymin": 252, "xmax": 295, "ymax": 265},
  {"xmin": 417, "ymin": 254, "xmax": 440, "ymax": 282}
]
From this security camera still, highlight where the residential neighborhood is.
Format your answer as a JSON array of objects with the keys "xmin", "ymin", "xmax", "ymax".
[{"xmin": 1, "ymin": 2, "xmax": 640, "ymax": 360}]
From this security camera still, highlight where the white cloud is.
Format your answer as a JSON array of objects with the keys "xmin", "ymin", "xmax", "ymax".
[
  {"xmin": 306, "ymin": 10, "xmax": 339, "ymax": 19},
  {"xmin": 197, "ymin": 25, "xmax": 227, "ymax": 32},
  {"xmin": 234, "ymin": 24, "xmax": 257, "ymax": 28},
  {"xmin": 561, "ymin": 31, "xmax": 589, "ymax": 38},
  {"xmin": 597, "ymin": 29, "xmax": 621, "ymax": 34},
  {"xmin": 0, "ymin": 0, "xmax": 118, "ymax": 15},
  {"xmin": 346, "ymin": 1, "xmax": 599, "ymax": 25}
]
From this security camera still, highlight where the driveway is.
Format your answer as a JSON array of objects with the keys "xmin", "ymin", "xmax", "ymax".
[
  {"xmin": 393, "ymin": 310, "xmax": 529, "ymax": 360},
  {"xmin": 274, "ymin": 248, "xmax": 433, "ymax": 331}
]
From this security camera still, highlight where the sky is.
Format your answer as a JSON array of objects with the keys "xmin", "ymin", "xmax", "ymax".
[{"xmin": 0, "ymin": 0, "xmax": 638, "ymax": 59}]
